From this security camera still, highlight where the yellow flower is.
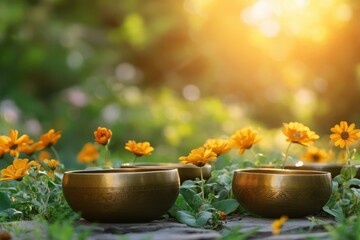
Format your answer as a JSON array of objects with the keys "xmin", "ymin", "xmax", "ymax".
[
  {"xmin": 20, "ymin": 141, "xmax": 44, "ymax": 156},
  {"xmin": 179, "ymin": 147, "xmax": 217, "ymax": 167},
  {"xmin": 230, "ymin": 127, "xmax": 262, "ymax": 155},
  {"xmin": 330, "ymin": 121, "xmax": 360, "ymax": 149},
  {"xmin": 40, "ymin": 129, "xmax": 62, "ymax": 149},
  {"xmin": 46, "ymin": 159, "xmax": 60, "ymax": 171},
  {"xmin": 282, "ymin": 122, "xmax": 319, "ymax": 146},
  {"xmin": 38, "ymin": 150, "xmax": 52, "ymax": 162},
  {"xmin": 94, "ymin": 127, "xmax": 112, "ymax": 145},
  {"xmin": 203, "ymin": 139, "xmax": 231, "ymax": 156},
  {"xmin": 272, "ymin": 215, "xmax": 288, "ymax": 235},
  {"xmin": 77, "ymin": 143, "xmax": 99, "ymax": 163},
  {"xmin": 125, "ymin": 140, "xmax": 154, "ymax": 157},
  {"xmin": 33, "ymin": 161, "xmax": 42, "ymax": 170},
  {"xmin": 0, "ymin": 130, "xmax": 33, "ymax": 157},
  {"xmin": 301, "ymin": 146, "xmax": 331, "ymax": 163},
  {"xmin": 0, "ymin": 159, "xmax": 36, "ymax": 181},
  {"xmin": 47, "ymin": 171, "xmax": 54, "ymax": 177},
  {"xmin": 0, "ymin": 148, "xmax": 5, "ymax": 159}
]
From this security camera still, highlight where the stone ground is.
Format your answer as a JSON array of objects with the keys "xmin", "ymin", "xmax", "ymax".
[{"xmin": 0, "ymin": 215, "xmax": 336, "ymax": 240}]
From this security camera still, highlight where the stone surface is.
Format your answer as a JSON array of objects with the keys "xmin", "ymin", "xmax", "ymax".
[{"xmin": 0, "ymin": 215, "xmax": 335, "ymax": 240}]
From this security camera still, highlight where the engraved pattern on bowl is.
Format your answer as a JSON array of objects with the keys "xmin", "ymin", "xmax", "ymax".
[
  {"xmin": 232, "ymin": 168, "xmax": 332, "ymax": 218},
  {"xmin": 62, "ymin": 168, "xmax": 180, "ymax": 223}
]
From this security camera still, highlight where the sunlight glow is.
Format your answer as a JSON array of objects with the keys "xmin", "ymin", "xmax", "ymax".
[{"xmin": 240, "ymin": 0, "xmax": 351, "ymax": 41}]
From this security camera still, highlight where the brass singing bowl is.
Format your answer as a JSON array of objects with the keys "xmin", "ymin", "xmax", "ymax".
[
  {"xmin": 121, "ymin": 163, "xmax": 212, "ymax": 183},
  {"xmin": 232, "ymin": 168, "xmax": 332, "ymax": 218},
  {"xmin": 62, "ymin": 168, "xmax": 180, "ymax": 223},
  {"xmin": 285, "ymin": 163, "xmax": 360, "ymax": 178}
]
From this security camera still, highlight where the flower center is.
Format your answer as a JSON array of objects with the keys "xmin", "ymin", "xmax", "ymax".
[
  {"xmin": 293, "ymin": 131, "xmax": 302, "ymax": 138},
  {"xmin": 10, "ymin": 144, "xmax": 18, "ymax": 150},
  {"xmin": 312, "ymin": 154, "xmax": 320, "ymax": 162},
  {"xmin": 341, "ymin": 131, "xmax": 349, "ymax": 140}
]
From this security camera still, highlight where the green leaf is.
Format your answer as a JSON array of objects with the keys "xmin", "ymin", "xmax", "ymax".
[
  {"xmin": 180, "ymin": 188, "xmax": 203, "ymax": 211},
  {"xmin": 348, "ymin": 178, "xmax": 360, "ymax": 187},
  {"xmin": 217, "ymin": 174, "xmax": 232, "ymax": 186},
  {"xmin": 213, "ymin": 189, "xmax": 229, "ymax": 201},
  {"xmin": 213, "ymin": 199, "xmax": 239, "ymax": 214},
  {"xmin": 323, "ymin": 205, "xmax": 345, "ymax": 222},
  {"xmin": 181, "ymin": 180, "xmax": 197, "ymax": 188},
  {"xmin": 195, "ymin": 211, "xmax": 212, "ymax": 227},
  {"xmin": 341, "ymin": 166, "xmax": 357, "ymax": 180},
  {"xmin": 175, "ymin": 211, "xmax": 197, "ymax": 227},
  {"xmin": 0, "ymin": 192, "xmax": 11, "ymax": 211},
  {"xmin": 168, "ymin": 194, "xmax": 193, "ymax": 217}
]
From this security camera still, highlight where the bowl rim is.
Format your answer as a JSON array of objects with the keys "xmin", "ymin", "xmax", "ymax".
[
  {"xmin": 234, "ymin": 168, "xmax": 331, "ymax": 176},
  {"xmin": 63, "ymin": 168, "xmax": 179, "ymax": 175},
  {"xmin": 121, "ymin": 162, "xmax": 211, "ymax": 169},
  {"xmin": 287, "ymin": 162, "xmax": 360, "ymax": 167}
]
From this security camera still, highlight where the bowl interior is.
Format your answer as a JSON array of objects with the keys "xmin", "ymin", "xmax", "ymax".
[{"xmin": 121, "ymin": 162, "xmax": 212, "ymax": 182}]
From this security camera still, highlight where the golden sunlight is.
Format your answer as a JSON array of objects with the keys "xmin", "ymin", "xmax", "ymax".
[
  {"xmin": 240, "ymin": 0, "xmax": 352, "ymax": 42},
  {"xmin": 182, "ymin": 0, "xmax": 355, "ymax": 124}
]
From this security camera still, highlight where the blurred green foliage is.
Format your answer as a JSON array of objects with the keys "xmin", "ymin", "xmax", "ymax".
[{"xmin": 1, "ymin": 0, "xmax": 360, "ymax": 168}]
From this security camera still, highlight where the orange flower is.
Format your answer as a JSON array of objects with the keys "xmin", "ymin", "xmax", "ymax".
[
  {"xmin": 230, "ymin": 127, "xmax": 262, "ymax": 155},
  {"xmin": 77, "ymin": 143, "xmax": 99, "ymax": 163},
  {"xmin": 125, "ymin": 140, "xmax": 154, "ymax": 157},
  {"xmin": 179, "ymin": 147, "xmax": 217, "ymax": 167},
  {"xmin": 272, "ymin": 215, "xmax": 288, "ymax": 235},
  {"xmin": 330, "ymin": 121, "xmax": 360, "ymax": 149},
  {"xmin": 38, "ymin": 150, "xmax": 52, "ymax": 162},
  {"xmin": 282, "ymin": 122, "xmax": 319, "ymax": 146},
  {"xmin": 46, "ymin": 159, "xmax": 60, "ymax": 171},
  {"xmin": 20, "ymin": 141, "xmax": 44, "ymax": 156},
  {"xmin": 33, "ymin": 161, "xmax": 42, "ymax": 170},
  {"xmin": 40, "ymin": 129, "xmax": 61, "ymax": 149},
  {"xmin": 301, "ymin": 146, "xmax": 331, "ymax": 163},
  {"xmin": 94, "ymin": 127, "xmax": 112, "ymax": 145},
  {"xmin": 47, "ymin": 171, "xmax": 54, "ymax": 177},
  {"xmin": 0, "ymin": 148, "xmax": 5, "ymax": 159},
  {"xmin": 0, "ymin": 159, "xmax": 36, "ymax": 181},
  {"xmin": 203, "ymin": 139, "xmax": 231, "ymax": 156},
  {"xmin": 0, "ymin": 130, "xmax": 33, "ymax": 157}
]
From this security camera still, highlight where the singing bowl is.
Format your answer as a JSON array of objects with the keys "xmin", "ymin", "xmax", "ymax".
[
  {"xmin": 121, "ymin": 163, "xmax": 212, "ymax": 183},
  {"xmin": 62, "ymin": 168, "xmax": 180, "ymax": 223},
  {"xmin": 232, "ymin": 168, "xmax": 332, "ymax": 218},
  {"xmin": 285, "ymin": 163, "xmax": 360, "ymax": 178}
]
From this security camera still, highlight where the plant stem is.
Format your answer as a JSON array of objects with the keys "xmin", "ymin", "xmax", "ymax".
[
  {"xmin": 345, "ymin": 146, "xmax": 350, "ymax": 167},
  {"xmin": 105, "ymin": 144, "xmax": 109, "ymax": 166},
  {"xmin": 250, "ymin": 149, "xmax": 259, "ymax": 165},
  {"xmin": 200, "ymin": 166, "xmax": 205, "ymax": 201},
  {"xmin": 282, "ymin": 142, "xmax": 292, "ymax": 169},
  {"xmin": 51, "ymin": 146, "xmax": 60, "ymax": 162},
  {"xmin": 133, "ymin": 156, "xmax": 138, "ymax": 164}
]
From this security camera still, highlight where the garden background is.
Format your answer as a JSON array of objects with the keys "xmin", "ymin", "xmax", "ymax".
[{"xmin": 1, "ymin": 0, "xmax": 360, "ymax": 169}]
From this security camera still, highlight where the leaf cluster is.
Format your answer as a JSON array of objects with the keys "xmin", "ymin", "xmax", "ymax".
[
  {"xmin": 0, "ymin": 169, "xmax": 77, "ymax": 223},
  {"xmin": 323, "ymin": 165, "xmax": 360, "ymax": 222},
  {"xmin": 168, "ymin": 167, "xmax": 239, "ymax": 229}
]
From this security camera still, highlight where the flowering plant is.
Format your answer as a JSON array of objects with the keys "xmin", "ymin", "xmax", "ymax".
[
  {"xmin": 1, "ymin": 120, "xmax": 360, "ymax": 236},
  {"xmin": 0, "ymin": 129, "xmax": 72, "ymax": 222}
]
